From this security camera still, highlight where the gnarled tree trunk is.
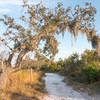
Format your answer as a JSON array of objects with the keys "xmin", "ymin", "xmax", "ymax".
[
  {"xmin": 7, "ymin": 52, "xmax": 15, "ymax": 66},
  {"xmin": 7, "ymin": 49, "xmax": 18, "ymax": 66},
  {"xmin": 16, "ymin": 50, "xmax": 28, "ymax": 68}
]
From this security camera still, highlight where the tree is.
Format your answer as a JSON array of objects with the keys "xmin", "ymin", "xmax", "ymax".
[
  {"xmin": 81, "ymin": 49, "xmax": 100, "ymax": 65},
  {"xmin": 0, "ymin": 1, "xmax": 97, "ymax": 68},
  {"xmin": 91, "ymin": 36, "xmax": 100, "ymax": 56},
  {"xmin": 57, "ymin": 58, "xmax": 65, "ymax": 71},
  {"xmin": 65, "ymin": 53, "xmax": 81, "ymax": 73}
]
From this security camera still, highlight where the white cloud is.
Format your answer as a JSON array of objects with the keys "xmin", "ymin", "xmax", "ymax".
[
  {"xmin": 0, "ymin": 0, "xmax": 43, "ymax": 6},
  {"xmin": 0, "ymin": 0, "xmax": 42, "ymax": 14},
  {"xmin": 0, "ymin": 8, "xmax": 10, "ymax": 13},
  {"xmin": 0, "ymin": 0, "xmax": 23, "ymax": 6}
]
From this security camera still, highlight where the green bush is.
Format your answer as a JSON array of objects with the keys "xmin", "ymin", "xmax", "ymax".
[
  {"xmin": 57, "ymin": 65, "xmax": 64, "ymax": 71},
  {"xmin": 57, "ymin": 59, "xmax": 65, "ymax": 71},
  {"xmin": 40, "ymin": 65, "xmax": 49, "ymax": 71},
  {"xmin": 81, "ymin": 62, "xmax": 100, "ymax": 83},
  {"xmin": 65, "ymin": 53, "xmax": 83, "ymax": 74},
  {"xmin": 61, "ymin": 50, "xmax": 100, "ymax": 84},
  {"xmin": 40, "ymin": 62, "xmax": 57, "ymax": 72},
  {"xmin": 49, "ymin": 62, "xmax": 57, "ymax": 72}
]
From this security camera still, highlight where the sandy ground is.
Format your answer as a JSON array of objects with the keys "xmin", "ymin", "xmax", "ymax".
[{"xmin": 41, "ymin": 73, "xmax": 97, "ymax": 100}]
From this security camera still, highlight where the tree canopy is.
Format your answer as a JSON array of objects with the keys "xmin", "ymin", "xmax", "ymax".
[{"xmin": 0, "ymin": 1, "xmax": 98, "ymax": 67}]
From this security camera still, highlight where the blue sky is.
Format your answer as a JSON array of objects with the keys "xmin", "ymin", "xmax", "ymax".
[{"xmin": 0, "ymin": 0, "xmax": 100, "ymax": 61}]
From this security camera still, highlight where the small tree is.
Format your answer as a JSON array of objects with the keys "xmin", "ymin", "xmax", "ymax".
[{"xmin": 81, "ymin": 49, "xmax": 99, "ymax": 65}]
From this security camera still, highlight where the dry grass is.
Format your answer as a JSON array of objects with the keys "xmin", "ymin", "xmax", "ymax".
[{"xmin": 1, "ymin": 69, "xmax": 45, "ymax": 100}]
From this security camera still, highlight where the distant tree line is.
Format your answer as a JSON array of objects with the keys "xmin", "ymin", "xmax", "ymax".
[{"xmin": 43, "ymin": 50, "xmax": 100, "ymax": 83}]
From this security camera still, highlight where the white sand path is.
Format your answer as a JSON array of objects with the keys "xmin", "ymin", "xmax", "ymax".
[{"xmin": 42, "ymin": 73, "xmax": 97, "ymax": 100}]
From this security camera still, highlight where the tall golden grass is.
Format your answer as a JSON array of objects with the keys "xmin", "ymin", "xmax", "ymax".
[{"xmin": 1, "ymin": 69, "xmax": 44, "ymax": 100}]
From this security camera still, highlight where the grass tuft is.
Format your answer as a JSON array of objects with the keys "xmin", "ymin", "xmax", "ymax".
[{"xmin": 1, "ymin": 69, "xmax": 45, "ymax": 100}]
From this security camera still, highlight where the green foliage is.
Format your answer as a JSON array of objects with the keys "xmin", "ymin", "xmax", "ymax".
[
  {"xmin": 81, "ymin": 50, "xmax": 98, "ymax": 65},
  {"xmin": 65, "ymin": 53, "xmax": 82, "ymax": 74},
  {"xmin": 57, "ymin": 58, "xmax": 65, "ymax": 71},
  {"xmin": 81, "ymin": 62, "xmax": 100, "ymax": 83},
  {"xmin": 63, "ymin": 50, "xmax": 100, "ymax": 84},
  {"xmin": 40, "ymin": 65, "xmax": 49, "ymax": 72},
  {"xmin": 49, "ymin": 62, "xmax": 57, "ymax": 72},
  {"xmin": 40, "ymin": 58, "xmax": 66, "ymax": 72},
  {"xmin": 40, "ymin": 62, "xmax": 57, "ymax": 72}
]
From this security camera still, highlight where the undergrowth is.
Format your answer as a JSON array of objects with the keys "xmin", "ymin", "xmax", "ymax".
[{"xmin": 1, "ymin": 69, "xmax": 45, "ymax": 100}]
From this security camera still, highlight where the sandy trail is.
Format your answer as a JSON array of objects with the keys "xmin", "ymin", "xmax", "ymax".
[{"xmin": 42, "ymin": 73, "xmax": 95, "ymax": 100}]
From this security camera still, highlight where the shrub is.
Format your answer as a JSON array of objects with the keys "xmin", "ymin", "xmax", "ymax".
[
  {"xmin": 40, "ymin": 65, "xmax": 49, "ymax": 71},
  {"xmin": 81, "ymin": 62, "xmax": 100, "ymax": 83},
  {"xmin": 2, "ymin": 69, "xmax": 43, "ymax": 100},
  {"xmin": 57, "ymin": 59, "xmax": 65, "ymax": 71},
  {"xmin": 49, "ymin": 62, "xmax": 57, "ymax": 72}
]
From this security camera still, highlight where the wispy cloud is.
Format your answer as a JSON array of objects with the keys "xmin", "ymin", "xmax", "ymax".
[
  {"xmin": 0, "ymin": 0, "xmax": 43, "ymax": 6},
  {"xmin": 0, "ymin": 0, "xmax": 23, "ymax": 6},
  {"xmin": 0, "ymin": 0, "xmax": 42, "ymax": 14},
  {"xmin": 0, "ymin": 8, "xmax": 10, "ymax": 13}
]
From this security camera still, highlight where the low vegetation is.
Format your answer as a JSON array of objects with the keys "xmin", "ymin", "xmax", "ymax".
[
  {"xmin": 42, "ymin": 50, "xmax": 100, "ymax": 84},
  {"xmin": 40, "ymin": 49, "xmax": 100, "ymax": 95},
  {"xmin": 0, "ymin": 49, "xmax": 99, "ymax": 99},
  {"xmin": 0, "ymin": 69, "xmax": 45, "ymax": 100},
  {"xmin": 64, "ymin": 50, "xmax": 100, "ymax": 84},
  {"xmin": 40, "ymin": 59, "xmax": 65, "ymax": 72}
]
